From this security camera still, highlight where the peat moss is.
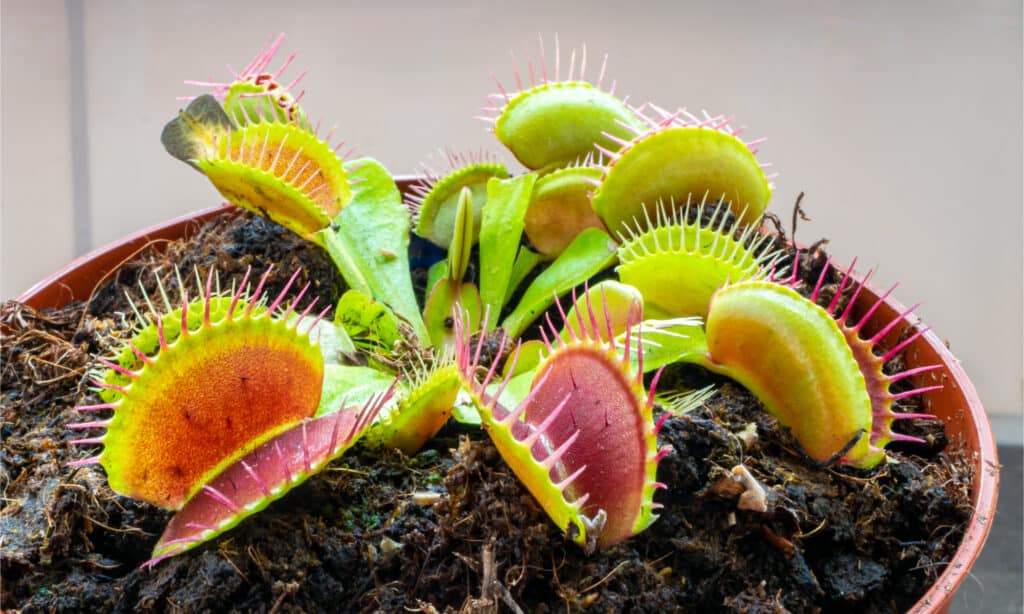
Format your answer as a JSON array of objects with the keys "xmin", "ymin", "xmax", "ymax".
[{"xmin": 1, "ymin": 211, "xmax": 972, "ymax": 613}]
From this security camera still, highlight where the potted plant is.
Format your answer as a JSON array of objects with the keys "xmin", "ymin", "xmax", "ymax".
[{"xmin": 2, "ymin": 36, "xmax": 997, "ymax": 612}]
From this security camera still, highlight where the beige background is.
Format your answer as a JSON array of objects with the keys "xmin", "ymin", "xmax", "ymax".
[{"xmin": 2, "ymin": 1, "xmax": 1021, "ymax": 423}]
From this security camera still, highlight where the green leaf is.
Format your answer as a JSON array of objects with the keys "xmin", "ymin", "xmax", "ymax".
[
  {"xmin": 501, "ymin": 227, "xmax": 618, "ymax": 337},
  {"xmin": 317, "ymin": 364, "xmax": 395, "ymax": 417},
  {"xmin": 616, "ymin": 318, "xmax": 709, "ymax": 374},
  {"xmin": 479, "ymin": 174, "xmax": 536, "ymax": 328},
  {"xmin": 504, "ymin": 246, "xmax": 543, "ymax": 305},
  {"xmin": 333, "ymin": 289, "xmax": 403, "ymax": 355},
  {"xmin": 449, "ymin": 187, "xmax": 475, "ymax": 282},
  {"xmin": 318, "ymin": 158, "xmax": 429, "ymax": 344}
]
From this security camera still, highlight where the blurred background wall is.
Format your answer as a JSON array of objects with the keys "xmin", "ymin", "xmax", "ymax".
[{"xmin": 2, "ymin": 0, "xmax": 1021, "ymax": 425}]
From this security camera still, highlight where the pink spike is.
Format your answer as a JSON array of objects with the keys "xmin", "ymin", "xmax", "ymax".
[
  {"xmin": 655, "ymin": 447, "xmax": 673, "ymax": 463},
  {"xmin": 544, "ymin": 312, "xmax": 561, "ymax": 347},
  {"xmin": 202, "ymin": 485, "xmax": 241, "ymax": 513},
  {"xmin": 540, "ymin": 430, "xmax": 581, "ymax": 470},
  {"xmin": 69, "ymin": 437, "xmax": 104, "ymax": 446},
  {"xmin": 301, "ymin": 422, "xmax": 312, "ymax": 473},
  {"xmin": 538, "ymin": 325, "xmax": 554, "ymax": 354},
  {"xmin": 580, "ymin": 44, "xmax": 588, "ymax": 82},
  {"xmin": 276, "ymin": 441, "xmax": 293, "ymax": 485},
  {"xmin": 837, "ymin": 263, "xmax": 869, "ymax": 323},
  {"xmin": 478, "ymin": 335, "xmax": 507, "ymax": 392},
  {"xmin": 887, "ymin": 432, "xmax": 926, "ymax": 445},
  {"xmin": 555, "ymin": 463, "xmax": 588, "ymax": 492},
  {"xmin": 491, "ymin": 73, "xmax": 510, "ymax": 104},
  {"xmin": 635, "ymin": 321, "xmax": 644, "ymax": 379},
  {"xmin": 601, "ymin": 287, "xmax": 615, "ymax": 344},
  {"xmin": 853, "ymin": 283, "xmax": 898, "ymax": 332},
  {"xmin": 74, "ymin": 402, "xmax": 116, "ymax": 412},
  {"xmin": 788, "ymin": 249, "xmax": 801, "ymax": 286},
  {"xmin": 522, "ymin": 395, "xmax": 573, "ymax": 449},
  {"xmin": 601, "ymin": 131, "xmax": 632, "ymax": 148},
  {"xmin": 594, "ymin": 144, "xmax": 618, "ymax": 160},
  {"xmin": 281, "ymin": 282, "xmax": 311, "ymax": 325},
  {"xmin": 870, "ymin": 303, "xmax": 922, "ymax": 345},
  {"xmin": 554, "ymin": 294, "xmax": 576, "ymax": 342},
  {"xmin": 68, "ymin": 420, "xmax": 110, "ymax": 430},
  {"xmin": 282, "ymin": 68, "xmax": 307, "ymax": 93},
  {"xmin": 68, "ymin": 455, "xmax": 102, "ymax": 467},
  {"xmin": 294, "ymin": 296, "xmax": 322, "ymax": 334},
  {"xmin": 652, "ymin": 482, "xmax": 668, "ymax": 490},
  {"xmin": 880, "ymin": 326, "xmax": 929, "ymax": 364},
  {"xmin": 810, "ymin": 256, "xmax": 832, "ymax": 304},
  {"xmin": 651, "ymin": 502, "xmax": 664, "ymax": 510},
  {"xmin": 184, "ymin": 79, "xmax": 227, "ymax": 88},
  {"xmin": 553, "ymin": 33, "xmax": 561, "ymax": 81},
  {"xmin": 584, "ymin": 283, "xmax": 601, "ymax": 340},
  {"xmin": 654, "ymin": 412, "xmax": 671, "ymax": 436},
  {"xmin": 240, "ymin": 460, "xmax": 272, "ymax": 497},
  {"xmin": 179, "ymin": 288, "xmax": 190, "ymax": 338},
  {"xmin": 155, "ymin": 316, "xmax": 169, "ymax": 350},
  {"xmin": 93, "ymin": 381, "xmax": 127, "ymax": 393},
  {"xmin": 97, "ymin": 357, "xmax": 135, "ymax": 378},
  {"xmin": 228, "ymin": 266, "xmax": 253, "ymax": 320},
  {"xmin": 826, "ymin": 258, "xmax": 860, "ymax": 314},
  {"xmin": 327, "ymin": 406, "xmax": 345, "ymax": 455},
  {"xmin": 889, "ymin": 385, "xmax": 944, "ymax": 402},
  {"xmin": 572, "ymin": 492, "xmax": 591, "ymax": 509},
  {"xmin": 621, "ymin": 308, "xmax": 632, "ymax": 368},
  {"xmin": 887, "ymin": 363, "xmax": 943, "ymax": 383},
  {"xmin": 307, "ymin": 305, "xmax": 332, "ymax": 340},
  {"xmin": 271, "ymin": 51, "xmax": 297, "ymax": 81},
  {"xmin": 488, "ymin": 353, "xmax": 522, "ymax": 414},
  {"xmin": 888, "ymin": 411, "xmax": 937, "ymax": 421},
  {"xmin": 203, "ymin": 268, "xmax": 215, "ymax": 326},
  {"xmin": 646, "ymin": 366, "xmax": 665, "ymax": 410},
  {"xmin": 268, "ymin": 269, "xmax": 302, "ymax": 314},
  {"xmin": 184, "ymin": 522, "xmax": 217, "ymax": 532},
  {"xmin": 596, "ymin": 53, "xmax": 608, "ymax": 90},
  {"xmin": 246, "ymin": 266, "xmax": 275, "ymax": 316},
  {"xmin": 537, "ymin": 34, "xmax": 547, "ymax": 83},
  {"xmin": 510, "ymin": 50, "xmax": 523, "ymax": 91}
]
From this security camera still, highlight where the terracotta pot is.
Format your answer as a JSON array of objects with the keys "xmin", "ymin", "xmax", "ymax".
[{"xmin": 15, "ymin": 187, "xmax": 998, "ymax": 614}]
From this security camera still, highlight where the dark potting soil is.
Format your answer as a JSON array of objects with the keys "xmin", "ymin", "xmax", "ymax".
[{"xmin": 1, "ymin": 210, "xmax": 972, "ymax": 613}]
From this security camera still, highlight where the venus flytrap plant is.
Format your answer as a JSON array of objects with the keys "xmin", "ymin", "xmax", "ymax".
[{"xmin": 67, "ymin": 35, "xmax": 956, "ymax": 579}]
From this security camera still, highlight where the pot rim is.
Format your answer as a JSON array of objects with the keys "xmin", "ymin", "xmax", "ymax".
[{"xmin": 13, "ymin": 196, "xmax": 998, "ymax": 614}]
